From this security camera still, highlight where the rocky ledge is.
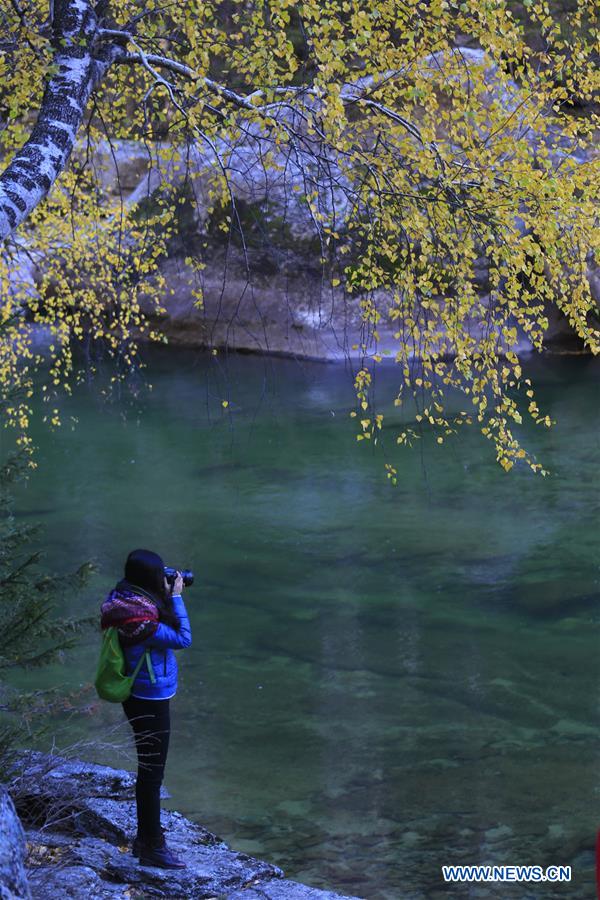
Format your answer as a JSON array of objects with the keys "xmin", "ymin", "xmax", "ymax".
[{"xmin": 1, "ymin": 751, "xmax": 362, "ymax": 900}]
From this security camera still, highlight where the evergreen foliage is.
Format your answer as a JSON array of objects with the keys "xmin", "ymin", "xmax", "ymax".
[{"xmin": 0, "ymin": 452, "xmax": 95, "ymax": 773}]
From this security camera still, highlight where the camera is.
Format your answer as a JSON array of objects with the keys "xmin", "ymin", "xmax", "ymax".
[{"xmin": 164, "ymin": 566, "xmax": 194, "ymax": 587}]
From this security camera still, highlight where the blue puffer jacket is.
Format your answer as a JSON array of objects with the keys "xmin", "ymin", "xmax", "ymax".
[{"xmin": 123, "ymin": 594, "xmax": 192, "ymax": 700}]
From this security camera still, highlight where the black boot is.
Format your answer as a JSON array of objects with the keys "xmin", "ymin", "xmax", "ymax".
[
  {"xmin": 138, "ymin": 831, "xmax": 186, "ymax": 869},
  {"xmin": 132, "ymin": 826, "xmax": 164, "ymax": 858},
  {"xmin": 131, "ymin": 834, "xmax": 144, "ymax": 857}
]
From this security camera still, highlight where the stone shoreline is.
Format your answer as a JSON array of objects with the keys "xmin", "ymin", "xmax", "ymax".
[{"xmin": 1, "ymin": 751, "xmax": 363, "ymax": 900}]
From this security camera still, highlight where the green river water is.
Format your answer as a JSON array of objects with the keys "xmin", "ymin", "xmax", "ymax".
[{"xmin": 4, "ymin": 349, "xmax": 600, "ymax": 899}]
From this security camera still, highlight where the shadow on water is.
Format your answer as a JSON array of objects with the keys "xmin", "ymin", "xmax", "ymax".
[{"xmin": 0, "ymin": 508, "xmax": 56, "ymax": 518}]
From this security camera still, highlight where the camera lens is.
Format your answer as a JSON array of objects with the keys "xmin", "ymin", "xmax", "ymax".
[{"xmin": 164, "ymin": 565, "xmax": 194, "ymax": 587}]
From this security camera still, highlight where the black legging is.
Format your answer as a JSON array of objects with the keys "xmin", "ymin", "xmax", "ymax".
[{"xmin": 122, "ymin": 696, "xmax": 171, "ymax": 844}]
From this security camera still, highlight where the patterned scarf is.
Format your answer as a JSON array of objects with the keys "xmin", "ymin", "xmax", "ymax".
[{"xmin": 100, "ymin": 580, "xmax": 160, "ymax": 646}]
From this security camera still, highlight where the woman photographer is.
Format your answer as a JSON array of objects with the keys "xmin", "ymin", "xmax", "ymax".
[{"xmin": 100, "ymin": 548, "xmax": 192, "ymax": 869}]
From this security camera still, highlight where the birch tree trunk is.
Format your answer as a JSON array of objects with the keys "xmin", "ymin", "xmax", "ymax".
[{"xmin": 0, "ymin": 0, "xmax": 109, "ymax": 242}]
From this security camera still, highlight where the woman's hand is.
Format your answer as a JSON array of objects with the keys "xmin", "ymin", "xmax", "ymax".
[{"xmin": 164, "ymin": 573, "xmax": 184, "ymax": 596}]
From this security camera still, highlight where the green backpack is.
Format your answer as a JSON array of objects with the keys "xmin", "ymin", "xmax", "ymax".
[{"xmin": 94, "ymin": 626, "xmax": 156, "ymax": 702}]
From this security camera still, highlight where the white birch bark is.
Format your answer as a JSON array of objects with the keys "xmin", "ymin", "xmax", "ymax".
[{"xmin": 0, "ymin": 0, "xmax": 110, "ymax": 241}]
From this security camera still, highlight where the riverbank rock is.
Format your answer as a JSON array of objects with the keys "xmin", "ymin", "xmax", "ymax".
[
  {"xmin": 148, "ymin": 255, "xmax": 396, "ymax": 361},
  {"xmin": 5, "ymin": 751, "xmax": 361, "ymax": 900},
  {"xmin": 0, "ymin": 785, "xmax": 30, "ymax": 899}
]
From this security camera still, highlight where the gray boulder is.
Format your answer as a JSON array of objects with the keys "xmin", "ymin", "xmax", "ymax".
[{"xmin": 0, "ymin": 785, "xmax": 30, "ymax": 899}]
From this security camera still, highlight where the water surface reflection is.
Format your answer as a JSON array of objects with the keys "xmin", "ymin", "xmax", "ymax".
[{"xmin": 7, "ymin": 351, "xmax": 600, "ymax": 899}]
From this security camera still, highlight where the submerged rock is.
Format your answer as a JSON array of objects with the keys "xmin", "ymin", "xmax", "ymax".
[{"xmin": 5, "ymin": 751, "xmax": 360, "ymax": 900}]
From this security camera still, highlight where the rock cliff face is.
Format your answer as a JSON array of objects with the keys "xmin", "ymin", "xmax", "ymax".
[
  {"xmin": 147, "ymin": 256, "xmax": 388, "ymax": 362},
  {"xmin": 2, "ymin": 751, "xmax": 361, "ymax": 900},
  {"xmin": 148, "ymin": 252, "xmax": 600, "ymax": 361}
]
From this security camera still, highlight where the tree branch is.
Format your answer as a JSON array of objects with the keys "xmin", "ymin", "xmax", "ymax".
[
  {"xmin": 0, "ymin": 7, "xmax": 441, "ymax": 244},
  {"xmin": 111, "ymin": 46, "xmax": 445, "ymax": 171}
]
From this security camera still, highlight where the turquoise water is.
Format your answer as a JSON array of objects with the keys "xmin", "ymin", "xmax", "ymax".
[{"xmin": 5, "ymin": 350, "xmax": 600, "ymax": 898}]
